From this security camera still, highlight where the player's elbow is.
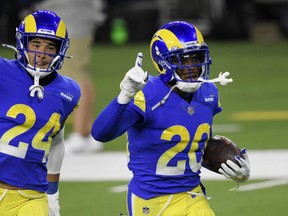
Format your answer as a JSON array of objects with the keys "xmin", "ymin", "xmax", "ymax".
[{"xmin": 90, "ymin": 125, "xmax": 113, "ymax": 143}]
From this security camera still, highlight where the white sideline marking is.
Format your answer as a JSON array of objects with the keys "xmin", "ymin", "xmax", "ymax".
[
  {"xmin": 61, "ymin": 152, "xmax": 131, "ymax": 181},
  {"xmin": 61, "ymin": 150, "xmax": 288, "ymax": 181},
  {"xmin": 109, "ymin": 184, "xmax": 128, "ymax": 193},
  {"xmin": 237, "ymin": 178, "xmax": 288, "ymax": 191},
  {"xmin": 109, "ymin": 178, "xmax": 288, "ymax": 194}
]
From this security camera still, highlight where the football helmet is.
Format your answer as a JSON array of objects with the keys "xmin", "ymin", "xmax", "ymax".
[
  {"xmin": 16, "ymin": 10, "xmax": 69, "ymax": 77},
  {"xmin": 150, "ymin": 21, "xmax": 212, "ymax": 85}
]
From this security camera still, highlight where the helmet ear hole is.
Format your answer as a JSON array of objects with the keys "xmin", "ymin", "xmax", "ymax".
[{"xmin": 157, "ymin": 64, "xmax": 163, "ymax": 72}]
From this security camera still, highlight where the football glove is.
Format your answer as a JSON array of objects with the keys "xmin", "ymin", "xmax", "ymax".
[
  {"xmin": 47, "ymin": 191, "xmax": 60, "ymax": 216},
  {"xmin": 118, "ymin": 52, "xmax": 148, "ymax": 104},
  {"xmin": 219, "ymin": 148, "xmax": 250, "ymax": 183}
]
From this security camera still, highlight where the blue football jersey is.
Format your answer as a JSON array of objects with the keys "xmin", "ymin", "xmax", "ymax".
[
  {"xmin": 92, "ymin": 76, "xmax": 222, "ymax": 199},
  {"xmin": 0, "ymin": 58, "xmax": 81, "ymax": 192}
]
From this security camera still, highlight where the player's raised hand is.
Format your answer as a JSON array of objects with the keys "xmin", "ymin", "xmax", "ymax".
[{"xmin": 118, "ymin": 52, "xmax": 148, "ymax": 104}]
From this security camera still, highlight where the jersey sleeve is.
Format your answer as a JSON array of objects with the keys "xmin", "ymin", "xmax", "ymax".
[
  {"xmin": 210, "ymin": 83, "xmax": 222, "ymax": 116},
  {"xmin": 91, "ymin": 98, "xmax": 143, "ymax": 142}
]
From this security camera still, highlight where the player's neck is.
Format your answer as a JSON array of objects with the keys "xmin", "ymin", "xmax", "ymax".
[{"xmin": 25, "ymin": 70, "xmax": 58, "ymax": 86}]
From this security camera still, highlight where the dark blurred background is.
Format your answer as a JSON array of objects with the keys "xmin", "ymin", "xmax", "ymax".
[{"xmin": 1, "ymin": 0, "xmax": 288, "ymax": 44}]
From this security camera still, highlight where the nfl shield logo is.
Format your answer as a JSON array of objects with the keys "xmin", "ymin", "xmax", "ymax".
[
  {"xmin": 142, "ymin": 206, "xmax": 150, "ymax": 214},
  {"xmin": 187, "ymin": 106, "xmax": 195, "ymax": 115}
]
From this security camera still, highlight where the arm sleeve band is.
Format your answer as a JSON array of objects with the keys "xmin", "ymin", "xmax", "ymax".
[{"xmin": 46, "ymin": 181, "xmax": 59, "ymax": 195}]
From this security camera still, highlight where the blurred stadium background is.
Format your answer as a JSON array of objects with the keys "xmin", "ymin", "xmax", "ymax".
[
  {"xmin": 1, "ymin": 0, "xmax": 288, "ymax": 215},
  {"xmin": 1, "ymin": 0, "xmax": 288, "ymax": 43}
]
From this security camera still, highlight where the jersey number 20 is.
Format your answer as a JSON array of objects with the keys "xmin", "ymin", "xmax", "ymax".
[{"xmin": 156, "ymin": 123, "xmax": 210, "ymax": 175}]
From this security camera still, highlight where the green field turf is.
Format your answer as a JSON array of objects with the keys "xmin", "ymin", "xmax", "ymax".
[
  {"xmin": 58, "ymin": 179, "xmax": 288, "ymax": 216},
  {"xmin": 1, "ymin": 40, "xmax": 287, "ymax": 215}
]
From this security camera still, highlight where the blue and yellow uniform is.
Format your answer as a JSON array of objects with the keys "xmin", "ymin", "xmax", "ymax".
[
  {"xmin": 0, "ymin": 9, "xmax": 81, "ymax": 216},
  {"xmin": 91, "ymin": 20, "xmax": 248, "ymax": 216},
  {"xmin": 0, "ymin": 58, "xmax": 80, "ymax": 192},
  {"xmin": 91, "ymin": 76, "xmax": 221, "ymax": 215}
]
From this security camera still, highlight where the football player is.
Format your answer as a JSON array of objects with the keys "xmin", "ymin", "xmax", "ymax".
[
  {"xmin": 91, "ymin": 21, "xmax": 250, "ymax": 215},
  {"xmin": 34, "ymin": 0, "xmax": 105, "ymax": 154},
  {"xmin": 0, "ymin": 10, "xmax": 81, "ymax": 216}
]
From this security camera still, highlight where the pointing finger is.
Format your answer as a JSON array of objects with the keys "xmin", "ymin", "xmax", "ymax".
[{"xmin": 135, "ymin": 52, "xmax": 143, "ymax": 68}]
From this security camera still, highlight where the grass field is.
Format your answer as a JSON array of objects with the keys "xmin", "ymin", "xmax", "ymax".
[
  {"xmin": 1, "ymin": 39, "xmax": 288, "ymax": 215},
  {"xmin": 59, "ymin": 180, "xmax": 288, "ymax": 216}
]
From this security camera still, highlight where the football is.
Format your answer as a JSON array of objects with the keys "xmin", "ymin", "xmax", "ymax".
[{"xmin": 202, "ymin": 135, "xmax": 243, "ymax": 174}]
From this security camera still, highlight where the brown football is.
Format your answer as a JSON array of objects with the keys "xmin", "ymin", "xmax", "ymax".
[{"xmin": 202, "ymin": 135, "xmax": 243, "ymax": 174}]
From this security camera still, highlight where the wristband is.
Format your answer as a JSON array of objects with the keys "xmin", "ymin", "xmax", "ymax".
[{"xmin": 47, "ymin": 181, "xmax": 59, "ymax": 194}]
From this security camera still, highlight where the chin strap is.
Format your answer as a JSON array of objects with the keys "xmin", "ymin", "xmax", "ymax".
[
  {"xmin": 198, "ymin": 71, "xmax": 233, "ymax": 86},
  {"xmin": 152, "ymin": 72, "xmax": 233, "ymax": 111},
  {"xmin": 2, "ymin": 44, "xmax": 17, "ymax": 52}
]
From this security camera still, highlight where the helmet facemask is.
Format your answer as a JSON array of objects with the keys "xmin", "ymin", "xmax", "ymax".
[
  {"xmin": 159, "ymin": 44, "xmax": 212, "ymax": 93},
  {"xmin": 16, "ymin": 29, "xmax": 69, "ymax": 78},
  {"xmin": 166, "ymin": 49, "xmax": 210, "ymax": 81}
]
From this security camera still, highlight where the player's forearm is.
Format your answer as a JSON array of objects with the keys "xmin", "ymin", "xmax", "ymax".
[
  {"xmin": 47, "ymin": 173, "xmax": 60, "ymax": 182},
  {"xmin": 91, "ymin": 98, "xmax": 137, "ymax": 142}
]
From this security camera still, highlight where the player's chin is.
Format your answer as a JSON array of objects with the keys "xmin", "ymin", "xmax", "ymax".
[{"xmin": 36, "ymin": 65, "xmax": 49, "ymax": 70}]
